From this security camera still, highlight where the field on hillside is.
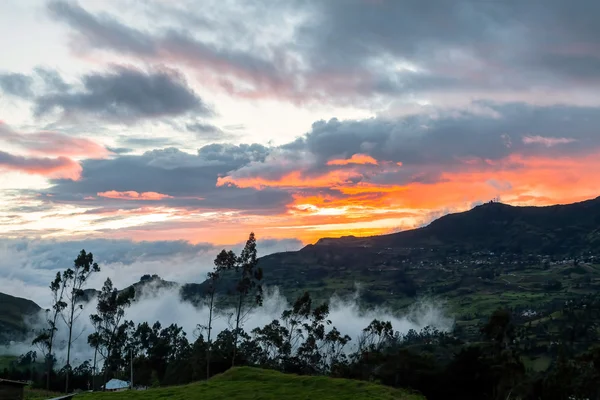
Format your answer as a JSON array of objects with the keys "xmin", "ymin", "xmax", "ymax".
[
  {"xmin": 0, "ymin": 355, "xmax": 45, "ymax": 372},
  {"xmin": 24, "ymin": 388, "xmax": 63, "ymax": 400},
  {"xmin": 0, "ymin": 355, "xmax": 17, "ymax": 370},
  {"xmin": 77, "ymin": 367, "xmax": 424, "ymax": 400}
]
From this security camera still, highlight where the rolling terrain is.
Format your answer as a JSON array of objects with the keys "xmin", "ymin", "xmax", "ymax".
[
  {"xmin": 3, "ymin": 197, "xmax": 600, "ymax": 398},
  {"xmin": 4, "ymin": 197, "xmax": 600, "ymax": 346},
  {"xmin": 76, "ymin": 367, "xmax": 423, "ymax": 400},
  {"xmin": 185, "ymin": 197, "xmax": 600, "ymax": 319}
]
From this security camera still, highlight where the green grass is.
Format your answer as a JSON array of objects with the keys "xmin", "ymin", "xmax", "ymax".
[
  {"xmin": 78, "ymin": 367, "xmax": 424, "ymax": 400},
  {"xmin": 0, "ymin": 355, "xmax": 45, "ymax": 372},
  {"xmin": 24, "ymin": 388, "xmax": 63, "ymax": 400},
  {"xmin": 0, "ymin": 355, "xmax": 17, "ymax": 370},
  {"xmin": 524, "ymin": 355, "xmax": 552, "ymax": 372}
]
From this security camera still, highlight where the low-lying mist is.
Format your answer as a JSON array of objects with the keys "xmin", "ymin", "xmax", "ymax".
[{"xmin": 4, "ymin": 283, "xmax": 453, "ymax": 368}]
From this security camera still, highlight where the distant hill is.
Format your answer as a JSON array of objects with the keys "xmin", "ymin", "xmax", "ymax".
[
  {"xmin": 76, "ymin": 367, "xmax": 423, "ymax": 400},
  {"xmin": 311, "ymin": 197, "xmax": 600, "ymax": 254},
  {"xmin": 79, "ymin": 274, "xmax": 179, "ymax": 302},
  {"xmin": 0, "ymin": 275, "xmax": 178, "ymax": 343},
  {"xmin": 184, "ymin": 197, "xmax": 600, "ymax": 305},
  {"xmin": 0, "ymin": 292, "xmax": 41, "ymax": 343}
]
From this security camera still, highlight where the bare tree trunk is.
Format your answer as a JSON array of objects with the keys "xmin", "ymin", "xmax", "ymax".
[
  {"xmin": 206, "ymin": 292, "xmax": 214, "ymax": 380},
  {"xmin": 232, "ymin": 293, "xmax": 243, "ymax": 367},
  {"xmin": 92, "ymin": 346, "xmax": 98, "ymax": 391},
  {"xmin": 46, "ymin": 345, "xmax": 52, "ymax": 390},
  {"xmin": 47, "ymin": 307, "xmax": 60, "ymax": 390},
  {"xmin": 103, "ymin": 365, "xmax": 109, "ymax": 392},
  {"xmin": 65, "ymin": 302, "xmax": 75, "ymax": 393},
  {"xmin": 102, "ymin": 326, "xmax": 118, "ymax": 392},
  {"xmin": 102, "ymin": 347, "xmax": 111, "ymax": 392}
]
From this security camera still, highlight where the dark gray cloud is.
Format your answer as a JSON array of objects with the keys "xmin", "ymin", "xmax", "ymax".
[
  {"xmin": 119, "ymin": 136, "xmax": 180, "ymax": 148},
  {"xmin": 45, "ymin": 0, "xmax": 600, "ymax": 104},
  {"xmin": 0, "ymin": 72, "xmax": 34, "ymax": 98},
  {"xmin": 309, "ymin": 103, "xmax": 596, "ymax": 164},
  {"xmin": 47, "ymin": 1, "xmax": 288, "ymax": 100},
  {"xmin": 186, "ymin": 122, "xmax": 221, "ymax": 135},
  {"xmin": 300, "ymin": 0, "xmax": 600, "ymax": 90},
  {"xmin": 106, "ymin": 146, "xmax": 134, "ymax": 155},
  {"xmin": 34, "ymin": 67, "xmax": 71, "ymax": 92},
  {"xmin": 30, "ymin": 102, "xmax": 600, "ymax": 213},
  {"xmin": 184, "ymin": 121, "xmax": 239, "ymax": 142},
  {"xmin": 224, "ymin": 103, "xmax": 600, "ymax": 186},
  {"xmin": 197, "ymin": 143, "xmax": 268, "ymax": 164},
  {"xmin": 40, "ymin": 144, "xmax": 289, "ymax": 212},
  {"xmin": 47, "ymin": 0, "xmax": 156, "ymax": 55},
  {"xmin": 34, "ymin": 66, "xmax": 210, "ymax": 122}
]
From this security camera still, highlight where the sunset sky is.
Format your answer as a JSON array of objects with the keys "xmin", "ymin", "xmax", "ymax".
[{"xmin": 1, "ymin": 0, "xmax": 600, "ymax": 264}]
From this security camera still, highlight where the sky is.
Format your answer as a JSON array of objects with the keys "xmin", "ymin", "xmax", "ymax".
[{"xmin": 1, "ymin": 0, "xmax": 600, "ymax": 294}]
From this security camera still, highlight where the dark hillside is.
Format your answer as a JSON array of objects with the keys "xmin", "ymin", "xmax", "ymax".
[
  {"xmin": 0, "ymin": 292, "xmax": 41, "ymax": 342},
  {"xmin": 312, "ymin": 197, "xmax": 600, "ymax": 254}
]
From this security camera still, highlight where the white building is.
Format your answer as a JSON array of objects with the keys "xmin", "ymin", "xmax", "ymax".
[{"xmin": 102, "ymin": 379, "xmax": 130, "ymax": 392}]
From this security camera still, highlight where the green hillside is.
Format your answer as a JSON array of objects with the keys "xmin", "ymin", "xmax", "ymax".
[
  {"xmin": 24, "ymin": 388, "xmax": 63, "ymax": 400},
  {"xmin": 179, "ymin": 200, "xmax": 600, "ymax": 317},
  {"xmin": 0, "ymin": 292, "xmax": 41, "ymax": 342},
  {"xmin": 77, "ymin": 367, "xmax": 423, "ymax": 400}
]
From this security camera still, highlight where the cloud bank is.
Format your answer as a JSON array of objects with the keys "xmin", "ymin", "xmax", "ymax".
[
  {"xmin": 0, "ymin": 237, "xmax": 303, "ymax": 307},
  {"xmin": 4, "ymin": 286, "xmax": 453, "ymax": 371}
]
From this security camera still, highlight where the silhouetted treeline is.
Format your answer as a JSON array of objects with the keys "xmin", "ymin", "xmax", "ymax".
[{"xmin": 6, "ymin": 296, "xmax": 600, "ymax": 399}]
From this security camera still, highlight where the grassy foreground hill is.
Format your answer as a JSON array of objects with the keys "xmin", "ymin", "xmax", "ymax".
[{"xmin": 77, "ymin": 367, "xmax": 424, "ymax": 400}]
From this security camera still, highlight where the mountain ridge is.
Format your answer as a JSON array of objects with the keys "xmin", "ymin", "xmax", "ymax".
[{"xmin": 308, "ymin": 196, "xmax": 600, "ymax": 254}]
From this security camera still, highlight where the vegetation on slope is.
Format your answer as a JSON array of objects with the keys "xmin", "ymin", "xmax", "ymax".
[
  {"xmin": 77, "ymin": 367, "xmax": 423, "ymax": 400},
  {"xmin": 0, "ymin": 292, "xmax": 41, "ymax": 342},
  {"xmin": 0, "ymin": 354, "xmax": 44, "ymax": 372},
  {"xmin": 6, "ymin": 198, "xmax": 600, "ymax": 398},
  {"xmin": 180, "ymin": 197, "xmax": 600, "ymax": 307},
  {"xmin": 24, "ymin": 387, "xmax": 62, "ymax": 400},
  {"xmin": 5, "ymin": 230, "xmax": 600, "ymax": 399}
]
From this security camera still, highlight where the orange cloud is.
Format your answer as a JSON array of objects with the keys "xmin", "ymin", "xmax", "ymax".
[
  {"xmin": 28, "ymin": 132, "xmax": 111, "ymax": 158},
  {"xmin": 0, "ymin": 151, "xmax": 82, "ymax": 180},
  {"xmin": 97, "ymin": 191, "xmax": 174, "ymax": 200},
  {"xmin": 22, "ymin": 150, "xmax": 600, "ymax": 247},
  {"xmin": 0, "ymin": 122, "xmax": 110, "ymax": 158},
  {"xmin": 327, "ymin": 153, "xmax": 378, "ymax": 166},
  {"xmin": 217, "ymin": 169, "xmax": 364, "ymax": 190},
  {"xmin": 210, "ymin": 151, "xmax": 600, "ymax": 245}
]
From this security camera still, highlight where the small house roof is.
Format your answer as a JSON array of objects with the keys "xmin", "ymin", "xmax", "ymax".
[
  {"xmin": 0, "ymin": 378, "xmax": 28, "ymax": 386},
  {"xmin": 103, "ymin": 378, "xmax": 130, "ymax": 390}
]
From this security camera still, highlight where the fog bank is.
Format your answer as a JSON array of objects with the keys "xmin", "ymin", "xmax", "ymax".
[{"xmin": 3, "ymin": 284, "xmax": 453, "ymax": 367}]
